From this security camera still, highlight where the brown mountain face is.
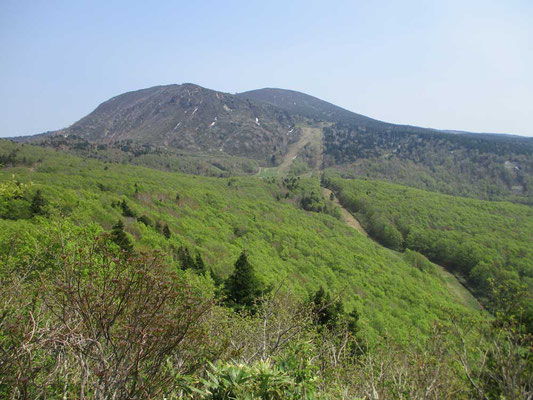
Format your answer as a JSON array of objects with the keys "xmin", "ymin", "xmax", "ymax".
[
  {"xmin": 237, "ymin": 87, "xmax": 377, "ymax": 125},
  {"xmin": 51, "ymin": 84, "xmax": 300, "ymax": 163}
]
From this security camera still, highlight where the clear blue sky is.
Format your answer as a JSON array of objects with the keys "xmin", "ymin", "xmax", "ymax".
[{"xmin": 1, "ymin": 0, "xmax": 532, "ymax": 137}]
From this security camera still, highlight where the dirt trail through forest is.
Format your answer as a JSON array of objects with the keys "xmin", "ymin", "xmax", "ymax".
[
  {"xmin": 322, "ymin": 187, "xmax": 369, "ymax": 237},
  {"xmin": 277, "ymin": 125, "xmax": 322, "ymax": 174},
  {"xmin": 270, "ymin": 123, "xmax": 369, "ymax": 237}
]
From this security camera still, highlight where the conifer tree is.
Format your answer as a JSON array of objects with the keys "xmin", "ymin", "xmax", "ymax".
[
  {"xmin": 225, "ymin": 250, "xmax": 262, "ymax": 310},
  {"xmin": 111, "ymin": 219, "xmax": 133, "ymax": 253},
  {"xmin": 347, "ymin": 309, "xmax": 360, "ymax": 334},
  {"xmin": 194, "ymin": 253, "xmax": 206, "ymax": 272},
  {"xmin": 177, "ymin": 246, "xmax": 195, "ymax": 270},
  {"xmin": 120, "ymin": 199, "xmax": 136, "ymax": 218},
  {"xmin": 163, "ymin": 224, "xmax": 171, "ymax": 239},
  {"xmin": 311, "ymin": 286, "xmax": 343, "ymax": 328},
  {"xmin": 30, "ymin": 189, "xmax": 46, "ymax": 216}
]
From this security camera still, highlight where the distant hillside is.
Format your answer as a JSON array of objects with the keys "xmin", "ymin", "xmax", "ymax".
[
  {"xmin": 239, "ymin": 88, "xmax": 531, "ymax": 139},
  {"xmin": 239, "ymin": 88, "xmax": 533, "ymax": 202},
  {"xmin": 13, "ymin": 83, "xmax": 533, "ymax": 202},
  {"xmin": 238, "ymin": 87, "xmax": 432, "ymax": 134},
  {"xmin": 28, "ymin": 84, "xmax": 301, "ymax": 164},
  {"xmin": 323, "ymin": 122, "xmax": 533, "ymax": 202}
]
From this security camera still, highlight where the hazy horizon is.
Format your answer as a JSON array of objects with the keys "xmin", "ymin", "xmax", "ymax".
[{"xmin": 1, "ymin": 0, "xmax": 532, "ymax": 138}]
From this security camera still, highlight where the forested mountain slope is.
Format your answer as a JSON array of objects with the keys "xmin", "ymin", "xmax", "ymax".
[
  {"xmin": 324, "ymin": 173, "xmax": 533, "ymax": 331},
  {"xmin": 241, "ymin": 87, "xmax": 533, "ymax": 203},
  {"xmin": 0, "ymin": 140, "xmax": 478, "ymax": 342},
  {"xmin": 324, "ymin": 123, "xmax": 533, "ymax": 202}
]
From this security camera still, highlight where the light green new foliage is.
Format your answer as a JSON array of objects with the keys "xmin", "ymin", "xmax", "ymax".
[
  {"xmin": 183, "ymin": 361, "xmax": 310, "ymax": 400},
  {"xmin": 324, "ymin": 172, "xmax": 533, "ymax": 330},
  {"xmin": 0, "ymin": 140, "xmax": 479, "ymax": 343}
]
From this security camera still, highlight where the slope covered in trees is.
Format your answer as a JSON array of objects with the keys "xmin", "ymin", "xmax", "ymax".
[
  {"xmin": 324, "ymin": 173, "xmax": 533, "ymax": 331},
  {"xmin": 239, "ymin": 87, "xmax": 533, "ymax": 203},
  {"xmin": 323, "ymin": 123, "xmax": 533, "ymax": 203},
  {"xmin": 2, "ymin": 140, "xmax": 532, "ymax": 398},
  {"xmin": 28, "ymin": 134, "xmax": 262, "ymax": 177},
  {"xmin": 0, "ymin": 140, "xmax": 479, "ymax": 342}
]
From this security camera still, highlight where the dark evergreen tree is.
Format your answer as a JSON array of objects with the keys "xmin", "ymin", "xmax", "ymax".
[
  {"xmin": 30, "ymin": 189, "xmax": 46, "ymax": 216},
  {"xmin": 120, "ymin": 199, "xmax": 136, "ymax": 218},
  {"xmin": 177, "ymin": 246, "xmax": 195, "ymax": 270},
  {"xmin": 311, "ymin": 286, "xmax": 343, "ymax": 328},
  {"xmin": 194, "ymin": 253, "xmax": 206, "ymax": 272},
  {"xmin": 225, "ymin": 250, "xmax": 262, "ymax": 310},
  {"xmin": 110, "ymin": 219, "xmax": 133, "ymax": 253},
  {"xmin": 347, "ymin": 309, "xmax": 360, "ymax": 334},
  {"xmin": 136, "ymin": 215, "xmax": 153, "ymax": 227},
  {"xmin": 162, "ymin": 224, "xmax": 171, "ymax": 239}
]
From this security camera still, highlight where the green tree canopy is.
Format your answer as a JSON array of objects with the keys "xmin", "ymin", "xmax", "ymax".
[{"xmin": 225, "ymin": 251, "xmax": 263, "ymax": 311}]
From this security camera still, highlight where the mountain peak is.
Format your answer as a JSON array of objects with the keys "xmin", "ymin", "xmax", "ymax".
[
  {"xmin": 46, "ymin": 83, "xmax": 299, "ymax": 164},
  {"xmin": 237, "ymin": 87, "xmax": 377, "ymax": 124}
]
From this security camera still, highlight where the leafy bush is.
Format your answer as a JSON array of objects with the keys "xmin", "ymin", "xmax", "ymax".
[
  {"xmin": 188, "ymin": 360, "xmax": 310, "ymax": 399},
  {"xmin": 1, "ymin": 232, "xmax": 215, "ymax": 399}
]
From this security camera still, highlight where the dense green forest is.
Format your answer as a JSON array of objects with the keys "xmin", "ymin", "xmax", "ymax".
[
  {"xmin": 0, "ymin": 140, "xmax": 477, "ymax": 340},
  {"xmin": 323, "ymin": 172, "xmax": 533, "ymax": 332},
  {"xmin": 323, "ymin": 123, "xmax": 533, "ymax": 203},
  {"xmin": 1, "ymin": 140, "xmax": 532, "ymax": 398},
  {"xmin": 29, "ymin": 134, "xmax": 261, "ymax": 177}
]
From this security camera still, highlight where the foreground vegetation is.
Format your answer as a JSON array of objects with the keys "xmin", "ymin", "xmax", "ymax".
[{"xmin": 1, "ymin": 222, "xmax": 531, "ymax": 399}]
